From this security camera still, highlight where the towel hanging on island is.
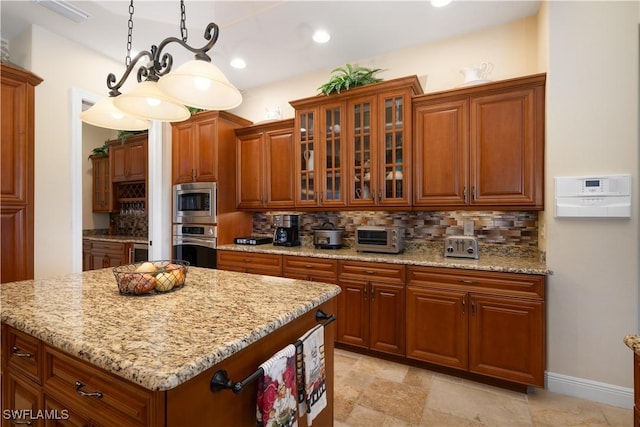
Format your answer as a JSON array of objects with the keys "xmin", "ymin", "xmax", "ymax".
[
  {"xmin": 256, "ymin": 344, "xmax": 298, "ymax": 427},
  {"xmin": 295, "ymin": 325, "xmax": 327, "ymax": 426}
]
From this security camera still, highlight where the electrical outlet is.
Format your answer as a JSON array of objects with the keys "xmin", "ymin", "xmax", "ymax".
[{"xmin": 463, "ymin": 220, "xmax": 474, "ymax": 236}]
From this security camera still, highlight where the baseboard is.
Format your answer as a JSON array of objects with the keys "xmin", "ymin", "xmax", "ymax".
[{"xmin": 545, "ymin": 371, "xmax": 633, "ymax": 409}]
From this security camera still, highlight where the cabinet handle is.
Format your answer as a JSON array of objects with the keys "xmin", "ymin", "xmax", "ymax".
[
  {"xmin": 8, "ymin": 419, "xmax": 31, "ymax": 425},
  {"xmin": 472, "ymin": 186, "xmax": 476, "ymax": 200},
  {"xmin": 471, "ymin": 300, "xmax": 476, "ymax": 315},
  {"xmin": 11, "ymin": 346, "xmax": 32, "ymax": 358},
  {"xmin": 462, "ymin": 298, "xmax": 466, "ymax": 315},
  {"xmin": 370, "ymin": 283, "xmax": 375, "ymax": 300},
  {"xmin": 378, "ymin": 190, "xmax": 382, "ymax": 204},
  {"xmin": 304, "ymin": 264, "xmax": 313, "ymax": 268},
  {"xmin": 459, "ymin": 279, "xmax": 476, "ymax": 285},
  {"xmin": 192, "ymin": 168, "xmax": 196, "ymax": 181},
  {"xmin": 363, "ymin": 284, "xmax": 368, "ymax": 301},
  {"xmin": 243, "ymin": 258, "xmax": 251, "ymax": 262},
  {"xmin": 128, "ymin": 247, "xmax": 134, "ymax": 264},
  {"xmin": 364, "ymin": 270, "xmax": 375, "ymax": 275},
  {"xmin": 75, "ymin": 381, "xmax": 103, "ymax": 398},
  {"xmin": 463, "ymin": 186, "xmax": 467, "ymax": 203}
]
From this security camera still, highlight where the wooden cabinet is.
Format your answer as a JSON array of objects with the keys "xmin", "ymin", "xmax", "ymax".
[
  {"xmin": 216, "ymin": 250, "xmax": 283, "ymax": 276},
  {"xmin": 290, "ymin": 76, "xmax": 421, "ymax": 210},
  {"xmin": 0, "ymin": 63, "xmax": 42, "ymax": 284},
  {"xmin": 236, "ymin": 119, "xmax": 295, "ymax": 210},
  {"xmin": 109, "ymin": 134, "xmax": 147, "ymax": 183},
  {"xmin": 3, "ymin": 371, "xmax": 44, "ymax": 426},
  {"xmin": 282, "ymin": 255, "xmax": 338, "ymax": 283},
  {"xmin": 91, "ymin": 155, "xmax": 112, "ymax": 212},
  {"xmin": 336, "ymin": 261, "xmax": 405, "ymax": 355},
  {"xmin": 413, "ymin": 73, "xmax": 545, "ymax": 210},
  {"xmin": 82, "ymin": 239, "xmax": 132, "ymax": 271},
  {"xmin": 634, "ymin": 352, "xmax": 640, "ymax": 427},
  {"xmin": 172, "ymin": 111, "xmax": 252, "ymax": 185},
  {"xmin": 406, "ymin": 266, "xmax": 545, "ymax": 386}
]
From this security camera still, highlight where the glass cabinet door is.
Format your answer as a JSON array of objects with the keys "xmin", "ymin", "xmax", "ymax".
[
  {"xmin": 351, "ymin": 98, "xmax": 375, "ymax": 204},
  {"xmin": 298, "ymin": 110, "xmax": 316, "ymax": 205},
  {"xmin": 381, "ymin": 94, "xmax": 408, "ymax": 204},
  {"xmin": 322, "ymin": 105, "xmax": 345, "ymax": 205}
]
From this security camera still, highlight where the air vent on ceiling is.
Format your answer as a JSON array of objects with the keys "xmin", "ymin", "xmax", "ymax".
[{"xmin": 34, "ymin": 0, "xmax": 90, "ymax": 23}]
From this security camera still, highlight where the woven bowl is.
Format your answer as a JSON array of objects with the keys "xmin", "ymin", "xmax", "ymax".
[{"xmin": 112, "ymin": 260, "xmax": 189, "ymax": 295}]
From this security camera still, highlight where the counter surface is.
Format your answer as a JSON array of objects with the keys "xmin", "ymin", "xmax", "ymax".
[
  {"xmin": 625, "ymin": 334, "xmax": 640, "ymax": 356},
  {"xmin": 217, "ymin": 244, "xmax": 551, "ymax": 276},
  {"xmin": 83, "ymin": 234, "xmax": 147, "ymax": 244},
  {"xmin": 1, "ymin": 268, "xmax": 340, "ymax": 391}
]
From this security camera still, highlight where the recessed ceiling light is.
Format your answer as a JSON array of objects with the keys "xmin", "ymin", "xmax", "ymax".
[
  {"xmin": 431, "ymin": 0, "xmax": 453, "ymax": 7},
  {"xmin": 230, "ymin": 58, "xmax": 246, "ymax": 69},
  {"xmin": 312, "ymin": 29, "xmax": 331, "ymax": 44}
]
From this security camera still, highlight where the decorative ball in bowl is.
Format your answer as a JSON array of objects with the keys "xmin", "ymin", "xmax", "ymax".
[{"xmin": 113, "ymin": 260, "xmax": 189, "ymax": 295}]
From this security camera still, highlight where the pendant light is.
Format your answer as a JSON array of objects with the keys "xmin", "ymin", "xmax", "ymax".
[
  {"xmin": 80, "ymin": 0, "xmax": 242, "ymax": 131},
  {"xmin": 79, "ymin": 97, "xmax": 150, "ymax": 131}
]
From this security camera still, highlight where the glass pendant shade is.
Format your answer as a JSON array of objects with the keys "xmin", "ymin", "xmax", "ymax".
[
  {"xmin": 113, "ymin": 80, "xmax": 191, "ymax": 122},
  {"xmin": 80, "ymin": 97, "xmax": 150, "ymax": 131},
  {"xmin": 158, "ymin": 59, "xmax": 242, "ymax": 110}
]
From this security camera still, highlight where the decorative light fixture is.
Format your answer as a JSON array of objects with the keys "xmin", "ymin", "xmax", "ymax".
[{"xmin": 81, "ymin": 0, "xmax": 242, "ymax": 130}]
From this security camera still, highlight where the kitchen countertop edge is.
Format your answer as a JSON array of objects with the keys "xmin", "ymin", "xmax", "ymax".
[{"xmin": 217, "ymin": 244, "xmax": 551, "ymax": 276}]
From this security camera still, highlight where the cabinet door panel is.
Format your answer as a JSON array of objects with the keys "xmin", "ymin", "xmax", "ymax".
[
  {"xmin": 1, "ymin": 204, "xmax": 32, "ymax": 283},
  {"xmin": 172, "ymin": 122, "xmax": 195, "ymax": 184},
  {"xmin": 194, "ymin": 117, "xmax": 218, "ymax": 182},
  {"xmin": 265, "ymin": 129, "xmax": 295, "ymax": 208},
  {"xmin": 369, "ymin": 283, "xmax": 405, "ymax": 355},
  {"xmin": 348, "ymin": 96, "xmax": 376, "ymax": 207},
  {"xmin": 295, "ymin": 109, "xmax": 318, "ymax": 206},
  {"xmin": 126, "ymin": 140, "xmax": 147, "ymax": 181},
  {"xmin": 236, "ymin": 133, "xmax": 264, "ymax": 209},
  {"xmin": 320, "ymin": 103, "xmax": 347, "ymax": 206},
  {"xmin": 406, "ymin": 287, "xmax": 467, "ymax": 369},
  {"xmin": 470, "ymin": 87, "xmax": 541, "ymax": 207},
  {"xmin": 109, "ymin": 145, "xmax": 127, "ymax": 183},
  {"xmin": 469, "ymin": 295, "xmax": 544, "ymax": 386},
  {"xmin": 337, "ymin": 279, "xmax": 369, "ymax": 348},
  {"xmin": 3, "ymin": 371, "xmax": 43, "ymax": 427},
  {"xmin": 413, "ymin": 99, "xmax": 468, "ymax": 207}
]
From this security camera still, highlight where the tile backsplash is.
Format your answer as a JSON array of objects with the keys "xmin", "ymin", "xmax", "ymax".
[{"xmin": 252, "ymin": 210, "xmax": 538, "ymax": 247}]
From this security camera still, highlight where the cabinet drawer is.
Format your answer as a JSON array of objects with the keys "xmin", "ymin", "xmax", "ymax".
[
  {"xmin": 338, "ymin": 260, "xmax": 405, "ymax": 285},
  {"xmin": 407, "ymin": 266, "xmax": 544, "ymax": 299},
  {"xmin": 43, "ymin": 346, "xmax": 155, "ymax": 427},
  {"xmin": 4, "ymin": 325, "xmax": 43, "ymax": 384},
  {"xmin": 217, "ymin": 251, "xmax": 283, "ymax": 276},
  {"xmin": 283, "ymin": 256, "xmax": 338, "ymax": 279}
]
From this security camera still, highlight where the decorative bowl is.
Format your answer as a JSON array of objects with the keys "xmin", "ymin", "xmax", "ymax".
[{"xmin": 112, "ymin": 260, "xmax": 189, "ymax": 295}]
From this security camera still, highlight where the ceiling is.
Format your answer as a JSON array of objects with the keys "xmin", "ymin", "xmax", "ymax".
[{"xmin": 0, "ymin": 0, "xmax": 540, "ymax": 92}]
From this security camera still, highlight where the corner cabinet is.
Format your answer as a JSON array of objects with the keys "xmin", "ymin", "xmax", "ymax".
[
  {"xmin": 290, "ymin": 76, "xmax": 422, "ymax": 210},
  {"xmin": 413, "ymin": 73, "xmax": 545, "ymax": 210},
  {"xmin": 235, "ymin": 119, "xmax": 295, "ymax": 210},
  {"xmin": 0, "ymin": 63, "xmax": 42, "ymax": 284}
]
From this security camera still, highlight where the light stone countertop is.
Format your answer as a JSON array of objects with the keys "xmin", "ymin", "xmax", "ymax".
[
  {"xmin": 624, "ymin": 335, "xmax": 640, "ymax": 356},
  {"xmin": 217, "ymin": 244, "xmax": 551, "ymax": 276},
  {"xmin": 0, "ymin": 267, "xmax": 340, "ymax": 391},
  {"xmin": 83, "ymin": 234, "xmax": 147, "ymax": 244}
]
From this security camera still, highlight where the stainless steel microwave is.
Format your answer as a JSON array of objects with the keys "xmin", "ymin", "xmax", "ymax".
[
  {"xmin": 173, "ymin": 182, "xmax": 217, "ymax": 224},
  {"xmin": 355, "ymin": 226, "xmax": 405, "ymax": 254}
]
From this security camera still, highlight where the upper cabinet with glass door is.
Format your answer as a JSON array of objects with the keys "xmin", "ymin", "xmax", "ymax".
[{"xmin": 290, "ymin": 76, "xmax": 422, "ymax": 210}]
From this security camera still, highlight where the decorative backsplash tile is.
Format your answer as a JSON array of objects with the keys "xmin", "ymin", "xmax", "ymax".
[
  {"xmin": 252, "ymin": 210, "xmax": 539, "ymax": 247},
  {"xmin": 109, "ymin": 213, "xmax": 148, "ymax": 237}
]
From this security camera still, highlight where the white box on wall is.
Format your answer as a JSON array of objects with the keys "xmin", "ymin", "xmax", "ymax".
[{"xmin": 554, "ymin": 174, "xmax": 631, "ymax": 218}]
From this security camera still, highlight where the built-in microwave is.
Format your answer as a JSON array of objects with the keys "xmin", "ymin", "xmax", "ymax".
[
  {"xmin": 355, "ymin": 226, "xmax": 405, "ymax": 254},
  {"xmin": 173, "ymin": 182, "xmax": 217, "ymax": 224}
]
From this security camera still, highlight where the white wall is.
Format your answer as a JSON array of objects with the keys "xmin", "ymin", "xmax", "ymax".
[
  {"xmin": 544, "ymin": 0, "xmax": 638, "ymax": 394},
  {"xmin": 232, "ymin": 15, "xmax": 539, "ymax": 123}
]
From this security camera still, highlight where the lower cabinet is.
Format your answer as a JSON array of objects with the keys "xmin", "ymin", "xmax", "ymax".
[
  {"xmin": 82, "ymin": 240, "xmax": 133, "ymax": 271},
  {"xmin": 336, "ymin": 261, "xmax": 406, "ymax": 356},
  {"xmin": 216, "ymin": 250, "xmax": 283, "ymax": 276},
  {"xmin": 634, "ymin": 352, "xmax": 640, "ymax": 427},
  {"xmin": 406, "ymin": 266, "xmax": 545, "ymax": 386},
  {"xmin": 3, "ymin": 371, "xmax": 43, "ymax": 426},
  {"xmin": 282, "ymin": 255, "xmax": 338, "ymax": 283}
]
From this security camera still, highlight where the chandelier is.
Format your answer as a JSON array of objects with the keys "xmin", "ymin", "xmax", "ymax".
[{"xmin": 80, "ymin": 0, "xmax": 242, "ymax": 131}]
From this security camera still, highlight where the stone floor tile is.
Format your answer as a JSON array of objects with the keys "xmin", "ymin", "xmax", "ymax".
[
  {"xmin": 344, "ymin": 404, "xmax": 389, "ymax": 426},
  {"xmin": 351, "ymin": 354, "xmax": 410, "ymax": 383},
  {"xmin": 358, "ymin": 378, "xmax": 429, "ymax": 425},
  {"xmin": 420, "ymin": 408, "xmax": 486, "ymax": 426},
  {"xmin": 527, "ymin": 388, "xmax": 611, "ymax": 426}
]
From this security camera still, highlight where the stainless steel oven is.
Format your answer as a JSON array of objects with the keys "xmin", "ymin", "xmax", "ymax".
[
  {"xmin": 172, "ymin": 224, "xmax": 217, "ymax": 269},
  {"xmin": 173, "ymin": 182, "xmax": 217, "ymax": 224}
]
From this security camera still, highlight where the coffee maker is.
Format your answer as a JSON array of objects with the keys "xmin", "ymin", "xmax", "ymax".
[{"xmin": 273, "ymin": 214, "xmax": 300, "ymax": 247}]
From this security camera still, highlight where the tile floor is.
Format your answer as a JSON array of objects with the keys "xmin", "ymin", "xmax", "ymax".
[{"xmin": 333, "ymin": 349, "xmax": 633, "ymax": 426}]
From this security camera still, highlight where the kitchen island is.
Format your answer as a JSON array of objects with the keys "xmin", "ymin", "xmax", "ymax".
[
  {"xmin": 1, "ymin": 267, "xmax": 340, "ymax": 426},
  {"xmin": 624, "ymin": 335, "xmax": 640, "ymax": 426}
]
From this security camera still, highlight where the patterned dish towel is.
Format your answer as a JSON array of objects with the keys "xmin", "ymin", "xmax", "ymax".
[
  {"xmin": 296, "ymin": 325, "xmax": 327, "ymax": 426},
  {"xmin": 256, "ymin": 344, "xmax": 298, "ymax": 427}
]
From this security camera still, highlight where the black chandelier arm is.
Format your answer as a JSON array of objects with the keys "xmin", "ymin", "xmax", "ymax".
[
  {"xmin": 155, "ymin": 22, "xmax": 219, "ymax": 65},
  {"xmin": 107, "ymin": 50, "xmax": 155, "ymax": 96}
]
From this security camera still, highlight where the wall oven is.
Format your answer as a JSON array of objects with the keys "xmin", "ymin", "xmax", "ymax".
[
  {"xmin": 173, "ymin": 182, "xmax": 217, "ymax": 224},
  {"xmin": 172, "ymin": 224, "xmax": 217, "ymax": 269}
]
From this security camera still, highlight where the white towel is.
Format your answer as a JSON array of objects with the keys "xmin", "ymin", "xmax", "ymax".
[
  {"xmin": 298, "ymin": 325, "xmax": 327, "ymax": 425},
  {"xmin": 256, "ymin": 344, "xmax": 298, "ymax": 427}
]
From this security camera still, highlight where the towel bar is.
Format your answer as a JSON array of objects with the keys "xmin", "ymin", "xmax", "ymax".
[{"xmin": 210, "ymin": 309, "xmax": 336, "ymax": 394}]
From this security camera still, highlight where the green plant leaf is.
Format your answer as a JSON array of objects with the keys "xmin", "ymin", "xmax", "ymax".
[{"xmin": 318, "ymin": 63, "xmax": 385, "ymax": 95}]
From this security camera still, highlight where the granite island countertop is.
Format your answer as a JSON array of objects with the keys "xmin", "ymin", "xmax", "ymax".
[
  {"xmin": 217, "ymin": 243, "xmax": 551, "ymax": 276},
  {"xmin": 624, "ymin": 334, "xmax": 640, "ymax": 356},
  {"xmin": 0, "ymin": 268, "xmax": 340, "ymax": 391}
]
